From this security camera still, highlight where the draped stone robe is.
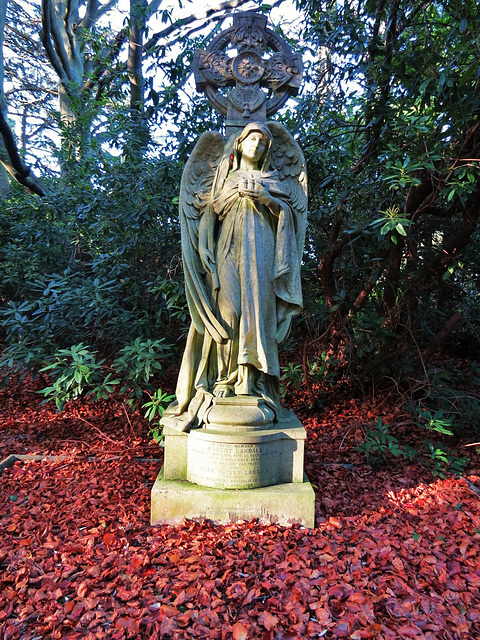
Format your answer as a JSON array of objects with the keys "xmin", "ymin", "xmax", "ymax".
[{"xmin": 162, "ymin": 167, "xmax": 303, "ymax": 430}]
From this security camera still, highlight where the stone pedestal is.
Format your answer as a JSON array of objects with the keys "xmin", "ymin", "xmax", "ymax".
[
  {"xmin": 151, "ymin": 470, "xmax": 315, "ymax": 527},
  {"xmin": 151, "ymin": 399, "xmax": 315, "ymax": 528}
]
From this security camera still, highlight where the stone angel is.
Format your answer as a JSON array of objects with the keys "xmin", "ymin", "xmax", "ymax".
[{"xmin": 161, "ymin": 122, "xmax": 307, "ymax": 432}]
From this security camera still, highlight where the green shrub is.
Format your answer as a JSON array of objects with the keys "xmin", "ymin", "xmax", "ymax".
[
  {"xmin": 142, "ymin": 388, "xmax": 176, "ymax": 443},
  {"xmin": 38, "ymin": 343, "xmax": 119, "ymax": 411},
  {"xmin": 113, "ymin": 338, "xmax": 172, "ymax": 400}
]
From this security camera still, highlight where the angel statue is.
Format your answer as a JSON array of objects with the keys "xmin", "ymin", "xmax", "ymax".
[{"xmin": 161, "ymin": 122, "xmax": 307, "ymax": 432}]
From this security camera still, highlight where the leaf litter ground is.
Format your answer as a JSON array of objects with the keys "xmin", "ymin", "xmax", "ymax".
[{"xmin": 1, "ymin": 374, "xmax": 480, "ymax": 639}]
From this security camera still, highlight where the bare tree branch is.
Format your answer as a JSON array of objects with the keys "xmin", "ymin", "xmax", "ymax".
[
  {"xmin": 143, "ymin": 0, "xmax": 255, "ymax": 54},
  {"xmin": 96, "ymin": 0, "xmax": 120, "ymax": 20},
  {"xmin": 41, "ymin": 0, "xmax": 72, "ymax": 86},
  {"xmin": 422, "ymin": 311, "xmax": 464, "ymax": 361},
  {"xmin": 91, "ymin": 0, "xmax": 259, "ymax": 99},
  {"xmin": 81, "ymin": 0, "xmax": 100, "ymax": 30},
  {"xmin": 48, "ymin": 0, "xmax": 75, "ymax": 80},
  {"xmin": 0, "ymin": 109, "xmax": 47, "ymax": 196}
]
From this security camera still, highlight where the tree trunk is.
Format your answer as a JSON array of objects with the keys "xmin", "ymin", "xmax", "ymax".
[
  {"xmin": 0, "ymin": 0, "xmax": 9, "ymax": 196},
  {"xmin": 126, "ymin": 0, "xmax": 149, "ymax": 158},
  {"xmin": 128, "ymin": 0, "xmax": 147, "ymax": 112},
  {"xmin": 0, "ymin": 161, "xmax": 9, "ymax": 198},
  {"xmin": 41, "ymin": 0, "xmax": 89, "ymax": 166}
]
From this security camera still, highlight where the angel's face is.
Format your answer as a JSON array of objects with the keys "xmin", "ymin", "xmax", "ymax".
[{"xmin": 239, "ymin": 131, "xmax": 269, "ymax": 164}]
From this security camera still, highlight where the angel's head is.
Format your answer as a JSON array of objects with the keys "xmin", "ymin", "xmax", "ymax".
[{"xmin": 232, "ymin": 123, "xmax": 272, "ymax": 172}]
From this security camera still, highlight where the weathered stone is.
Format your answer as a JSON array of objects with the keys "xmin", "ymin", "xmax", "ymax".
[
  {"xmin": 161, "ymin": 120, "xmax": 307, "ymax": 433},
  {"xmin": 162, "ymin": 408, "xmax": 306, "ymax": 487},
  {"xmin": 193, "ymin": 12, "xmax": 302, "ymax": 136},
  {"xmin": 150, "ymin": 11, "xmax": 313, "ymax": 528},
  {"xmin": 162, "ymin": 428, "xmax": 188, "ymax": 480},
  {"xmin": 151, "ymin": 467, "xmax": 315, "ymax": 528},
  {"xmin": 187, "ymin": 414, "xmax": 306, "ymax": 489},
  {"xmin": 204, "ymin": 396, "xmax": 275, "ymax": 431}
]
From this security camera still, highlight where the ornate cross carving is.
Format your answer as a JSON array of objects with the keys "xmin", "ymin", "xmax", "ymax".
[{"xmin": 193, "ymin": 12, "xmax": 302, "ymax": 134}]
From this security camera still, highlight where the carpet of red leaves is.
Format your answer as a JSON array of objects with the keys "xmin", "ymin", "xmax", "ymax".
[{"xmin": 1, "ymin": 374, "xmax": 480, "ymax": 639}]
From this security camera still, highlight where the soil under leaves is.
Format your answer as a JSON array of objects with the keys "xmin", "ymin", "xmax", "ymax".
[{"xmin": 1, "ymin": 374, "xmax": 480, "ymax": 639}]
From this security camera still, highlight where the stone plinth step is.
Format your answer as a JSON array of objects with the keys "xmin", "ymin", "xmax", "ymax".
[{"xmin": 151, "ymin": 467, "xmax": 315, "ymax": 528}]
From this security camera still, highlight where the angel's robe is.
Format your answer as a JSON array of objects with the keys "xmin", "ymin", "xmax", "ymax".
[
  {"xmin": 162, "ymin": 167, "xmax": 304, "ymax": 431},
  {"xmin": 211, "ymin": 169, "xmax": 303, "ymax": 404}
]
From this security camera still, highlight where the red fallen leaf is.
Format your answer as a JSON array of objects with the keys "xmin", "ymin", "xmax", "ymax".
[
  {"xmin": 459, "ymin": 538, "xmax": 470, "ymax": 556},
  {"xmin": 160, "ymin": 617, "xmax": 178, "ymax": 636},
  {"xmin": 103, "ymin": 532, "xmax": 115, "ymax": 545},
  {"xmin": 317, "ymin": 553, "xmax": 336, "ymax": 563},
  {"xmin": 160, "ymin": 604, "xmax": 179, "ymax": 617},
  {"xmin": 19, "ymin": 538, "xmax": 33, "ymax": 546},
  {"xmin": 333, "ymin": 621, "xmax": 350, "ymax": 637},
  {"xmin": 184, "ymin": 554, "xmax": 201, "ymax": 564},
  {"xmin": 115, "ymin": 586, "xmax": 133, "ymax": 601},
  {"xmin": 130, "ymin": 555, "xmax": 144, "ymax": 570},
  {"xmin": 43, "ymin": 541, "xmax": 58, "ymax": 549},
  {"xmin": 328, "ymin": 585, "xmax": 344, "ymax": 598},
  {"xmin": 84, "ymin": 595, "xmax": 100, "ymax": 610},
  {"xmin": 87, "ymin": 565, "xmax": 101, "ymax": 578},
  {"xmin": 115, "ymin": 616, "xmax": 139, "ymax": 631},
  {"xmin": 64, "ymin": 600, "xmax": 75, "ymax": 614},
  {"xmin": 176, "ymin": 610, "xmax": 196, "ymax": 627},
  {"xmin": 329, "ymin": 517, "xmax": 342, "ymax": 529},
  {"xmin": 468, "ymin": 609, "xmax": 480, "ymax": 622},
  {"xmin": 232, "ymin": 621, "xmax": 248, "ymax": 640},
  {"xmin": 448, "ymin": 560, "xmax": 461, "ymax": 576},
  {"xmin": 258, "ymin": 611, "xmax": 278, "ymax": 630},
  {"xmin": 350, "ymin": 624, "xmax": 385, "ymax": 639},
  {"xmin": 0, "ymin": 601, "xmax": 14, "ymax": 620},
  {"xmin": 397, "ymin": 625, "xmax": 423, "ymax": 637},
  {"xmin": 168, "ymin": 553, "xmax": 181, "ymax": 563},
  {"xmin": 226, "ymin": 581, "xmax": 248, "ymax": 599},
  {"xmin": 348, "ymin": 592, "xmax": 367, "ymax": 604},
  {"xmin": 71, "ymin": 602, "xmax": 85, "ymax": 618},
  {"xmin": 242, "ymin": 588, "xmax": 258, "ymax": 606},
  {"xmin": 53, "ymin": 588, "xmax": 64, "ymax": 601},
  {"xmin": 312, "ymin": 605, "xmax": 331, "ymax": 626}
]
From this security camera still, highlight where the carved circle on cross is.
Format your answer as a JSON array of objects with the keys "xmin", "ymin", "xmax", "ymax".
[{"xmin": 232, "ymin": 52, "xmax": 265, "ymax": 84}]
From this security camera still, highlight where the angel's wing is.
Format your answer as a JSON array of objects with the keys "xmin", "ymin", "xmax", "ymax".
[
  {"xmin": 267, "ymin": 122, "xmax": 308, "ymax": 261},
  {"xmin": 179, "ymin": 132, "xmax": 228, "ymax": 344}
]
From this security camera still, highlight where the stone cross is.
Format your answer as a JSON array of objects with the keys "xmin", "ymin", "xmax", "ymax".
[{"xmin": 193, "ymin": 12, "xmax": 302, "ymax": 136}]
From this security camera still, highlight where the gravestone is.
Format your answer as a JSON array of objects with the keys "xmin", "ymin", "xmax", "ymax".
[{"xmin": 151, "ymin": 11, "xmax": 315, "ymax": 528}]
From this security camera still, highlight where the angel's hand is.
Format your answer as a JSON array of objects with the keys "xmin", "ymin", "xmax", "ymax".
[
  {"xmin": 241, "ymin": 182, "xmax": 282, "ymax": 215},
  {"xmin": 238, "ymin": 180, "xmax": 270, "ymax": 205},
  {"xmin": 200, "ymin": 247, "xmax": 215, "ymax": 275}
]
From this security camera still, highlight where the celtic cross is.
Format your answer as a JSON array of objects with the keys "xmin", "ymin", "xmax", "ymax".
[{"xmin": 193, "ymin": 12, "xmax": 303, "ymax": 135}]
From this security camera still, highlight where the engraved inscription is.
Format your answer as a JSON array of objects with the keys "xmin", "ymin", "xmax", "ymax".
[{"xmin": 188, "ymin": 439, "xmax": 280, "ymax": 489}]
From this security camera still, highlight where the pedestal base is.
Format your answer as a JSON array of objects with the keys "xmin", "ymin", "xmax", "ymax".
[
  {"xmin": 152, "ymin": 402, "xmax": 316, "ymax": 528},
  {"xmin": 151, "ymin": 467, "xmax": 315, "ymax": 528}
]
